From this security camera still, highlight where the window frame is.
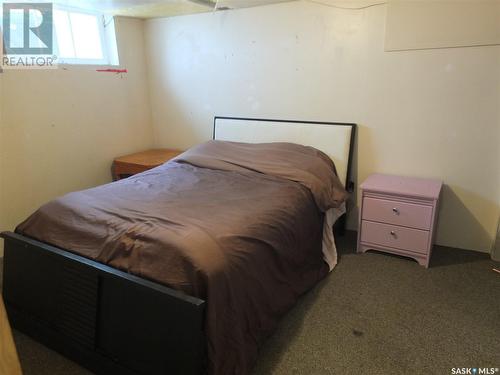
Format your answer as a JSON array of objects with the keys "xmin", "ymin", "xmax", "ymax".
[{"xmin": 53, "ymin": 5, "xmax": 110, "ymax": 66}]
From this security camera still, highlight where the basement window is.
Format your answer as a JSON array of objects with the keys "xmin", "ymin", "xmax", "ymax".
[{"xmin": 53, "ymin": 7, "xmax": 119, "ymax": 66}]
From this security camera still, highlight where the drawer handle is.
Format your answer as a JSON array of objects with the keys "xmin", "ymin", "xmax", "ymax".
[
  {"xmin": 390, "ymin": 231, "xmax": 396, "ymax": 236},
  {"xmin": 392, "ymin": 208, "xmax": 399, "ymax": 214}
]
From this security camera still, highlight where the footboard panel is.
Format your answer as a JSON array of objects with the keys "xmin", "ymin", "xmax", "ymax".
[{"xmin": 1, "ymin": 232, "xmax": 206, "ymax": 375}]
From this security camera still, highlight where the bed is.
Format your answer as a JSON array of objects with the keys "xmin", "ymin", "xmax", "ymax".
[{"xmin": 1, "ymin": 117, "xmax": 356, "ymax": 375}]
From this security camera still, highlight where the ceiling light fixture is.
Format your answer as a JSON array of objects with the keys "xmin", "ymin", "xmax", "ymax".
[
  {"xmin": 187, "ymin": 0, "xmax": 232, "ymax": 11},
  {"xmin": 187, "ymin": 0, "xmax": 217, "ymax": 7}
]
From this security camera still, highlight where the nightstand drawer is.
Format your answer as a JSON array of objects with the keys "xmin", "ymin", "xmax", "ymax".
[
  {"xmin": 361, "ymin": 220, "xmax": 429, "ymax": 254},
  {"xmin": 363, "ymin": 197, "xmax": 433, "ymax": 230}
]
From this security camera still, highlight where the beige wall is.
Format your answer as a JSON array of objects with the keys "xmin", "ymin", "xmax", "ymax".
[
  {"xmin": 145, "ymin": 1, "xmax": 500, "ymax": 252},
  {"xmin": 0, "ymin": 17, "xmax": 154, "ymax": 255}
]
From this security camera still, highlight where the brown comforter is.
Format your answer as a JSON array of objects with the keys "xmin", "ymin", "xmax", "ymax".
[{"xmin": 16, "ymin": 140, "xmax": 347, "ymax": 374}]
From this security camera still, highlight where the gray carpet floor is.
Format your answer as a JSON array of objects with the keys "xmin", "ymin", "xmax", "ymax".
[{"xmin": 2, "ymin": 231, "xmax": 499, "ymax": 375}]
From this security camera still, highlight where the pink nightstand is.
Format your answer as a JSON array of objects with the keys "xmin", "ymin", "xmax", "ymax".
[{"xmin": 357, "ymin": 174, "xmax": 442, "ymax": 268}]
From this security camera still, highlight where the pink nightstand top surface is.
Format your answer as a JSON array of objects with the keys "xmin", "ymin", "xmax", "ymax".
[{"xmin": 361, "ymin": 174, "xmax": 442, "ymax": 199}]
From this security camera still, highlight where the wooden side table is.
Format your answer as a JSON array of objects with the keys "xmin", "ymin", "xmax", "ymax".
[
  {"xmin": 112, "ymin": 149, "xmax": 183, "ymax": 180},
  {"xmin": 357, "ymin": 174, "xmax": 442, "ymax": 267}
]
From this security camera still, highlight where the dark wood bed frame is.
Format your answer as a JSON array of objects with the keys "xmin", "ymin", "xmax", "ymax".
[{"xmin": 1, "ymin": 118, "xmax": 356, "ymax": 375}]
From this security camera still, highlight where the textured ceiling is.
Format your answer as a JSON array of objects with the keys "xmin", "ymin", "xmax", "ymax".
[{"xmin": 48, "ymin": 0, "xmax": 296, "ymax": 18}]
